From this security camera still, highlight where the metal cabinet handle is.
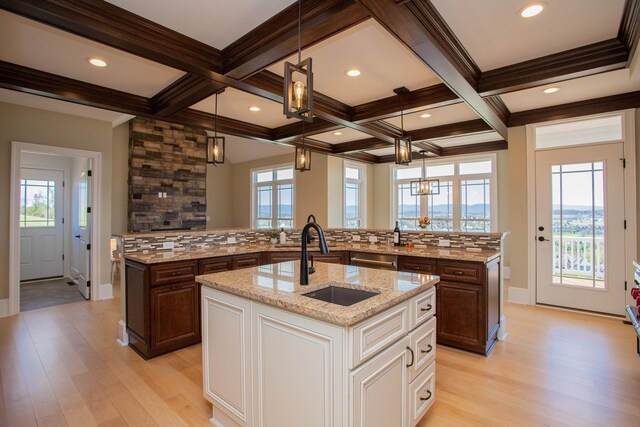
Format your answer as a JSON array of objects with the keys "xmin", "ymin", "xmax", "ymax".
[
  {"xmin": 406, "ymin": 346, "xmax": 414, "ymax": 368},
  {"xmin": 455, "ymin": 270, "xmax": 464, "ymax": 275},
  {"xmin": 419, "ymin": 390, "xmax": 432, "ymax": 401},
  {"xmin": 420, "ymin": 344, "xmax": 433, "ymax": 354},
  {"xmin": 420, "ymin": 304, "xmax": 433, "ymax": 312}
]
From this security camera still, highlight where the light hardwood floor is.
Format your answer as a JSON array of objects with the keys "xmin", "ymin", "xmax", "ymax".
[{"xmin": 1, "ymin": 285, "xmax": 639, "ymax": 426}]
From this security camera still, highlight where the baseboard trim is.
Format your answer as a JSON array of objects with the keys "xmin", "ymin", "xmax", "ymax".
[
  {"xmin": 0, "ymin": 298, "xmax": 9, "ymax": 318},
  {"xmin": 117, "ymin": 319, "xmax": 129, "ymax": 346},
  {"xmin": 99, "ymin": 283, "xmax": 113, "ymax": 300},
  {"xmin": 508, "ymin": 286, "xmax": 530, "ymax": 305}
]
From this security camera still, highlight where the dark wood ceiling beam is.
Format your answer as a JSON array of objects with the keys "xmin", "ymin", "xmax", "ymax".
[
  {"xmin": 508, "ymin": 90, "xmax": 640, "ymax": 127},
  {"xmin": 271, "ymin": 119, "xmax": 343, "ymax": 142},
  {"xmin": 0, "ymin": 0, "xmax": 223, "ymax": 73},
  {"xmin": 619, "ymin": 0, "xmax": 640, "ymax": 65},
  {"xmin": 484, "ymin": 95, "xmax": 510, "ymax": 124},
  {"xmin": 332, "ymin": 137, "xmax": 390, "ymax": 154},
  {"xmin": 223, "ymin": 0, "xmax": 369, "ymax": 79},
  {"xmin": 0, "ymin": 59, "xmax": 152, "ymax": 115},
  {"xmin": 339, "ymin": 151, "xmax": 381, "ymax": 164},
  {"xmin": 377, "ymin": 139, "xmax": 507, "ymax": 163},
  {"xmin": 357, "ymin": 0, "xmax": 507, "ymax": 139},
  {"xmin": 352, "ymin": 83, "xmax": 460, "ymax": 123},
  {"xmin": 478, "ymin": 39, "xmax": 629, "ymax": 96},
  {"xmin": 150, "ymin": 74, "xmax": 226, "ymax": 117}
]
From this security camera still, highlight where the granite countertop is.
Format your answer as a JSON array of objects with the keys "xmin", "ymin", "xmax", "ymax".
[
  {"xmin": 124, "ymin": 242, "xmax": 500, "ymax": 265},
  {"xmin": 197, "ymin": 261, "xmax": 438, "ymax": 327}
]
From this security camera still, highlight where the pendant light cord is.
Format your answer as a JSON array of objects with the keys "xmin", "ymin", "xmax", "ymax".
[
  {"xmin": 214, "ymin": 93, "xmax": 218, "ymax": 138},
  {"xmin": 297, "ymin": 0, "xmax": 302, "ymax": 64}
]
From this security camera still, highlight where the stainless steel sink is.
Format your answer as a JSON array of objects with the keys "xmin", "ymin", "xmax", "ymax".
[{"xmin": 302, "ymin": 286, "xmax": 379, "ymax": 306}]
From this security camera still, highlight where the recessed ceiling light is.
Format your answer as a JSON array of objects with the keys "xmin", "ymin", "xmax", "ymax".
[
  {"xmin": 87, "ymin": 57, "xmax": 107, "ymax": 67},
  {"xmin": 333, "ymin": 131, "xmax": 342, "ymax": 136},
  {"xmin": 420, "ymin": 113, "xmax": 432, "ymax": 118},
  {"xmin": 249, "ymin": 106, "xmax": 261, "ymax": 112},
  {"xmin": 345, "ymin": 69, "xmax": 361, "ymax": 77},
  {"xmin": 520, "ymin": 3, "xmax": 545, "ymax": 18},
  {"xmin": 543, "ymin": 87, "xmax": 560, "ymax": 94}
]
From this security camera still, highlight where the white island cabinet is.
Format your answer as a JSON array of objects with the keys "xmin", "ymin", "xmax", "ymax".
[{"xmin": 198, "ymin": 261, "xmax": 438, "ymax": 427}]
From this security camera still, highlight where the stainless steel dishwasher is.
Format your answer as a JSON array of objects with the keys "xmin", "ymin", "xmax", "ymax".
[{"xmin": 349, "ymin": 251, "xmax": 398, "ymax": 271}]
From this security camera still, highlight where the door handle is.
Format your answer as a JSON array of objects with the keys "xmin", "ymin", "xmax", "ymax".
[{"xmin": 538, "ymin": 236, "xmax": 549, "ymax": 242}]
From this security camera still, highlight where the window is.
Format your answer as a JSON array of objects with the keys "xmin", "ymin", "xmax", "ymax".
[
  {"xmin": 344, "ymin": 162, "xmax": 366, "ymax": 228},
  {"xmin": 252, "ymin": 165, "xmax": 294, "ymax": 229},
  {"xmin": 20, "ymin": 179, "xmax": 56, "ymax": 228},
  {"xmin": 392, "ymin": 154, "xmax": 496, "ymax": 231}
]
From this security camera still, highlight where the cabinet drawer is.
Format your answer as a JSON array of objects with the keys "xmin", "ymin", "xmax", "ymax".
[
  {"xmin": 408, "ymin": 360, "xmax": 436, "ymax": 426},
  {"xmin": 268, "ymin": 252, "xmax": 299, "ymax": 264},
  {"xmin": 408, "ymin": 317, "xmax": 436, "ymax": 383},
  {"xmin": 409, "ymin": 286, "xmax": 436, "ymax": 330},
  {"xmin": 311, "ymin": 251, "xmax": 346, "ymax": 264},
  {"xmin": 199, "ymin": 257, "xmax": 232, "ymax": 274},
  {"xmin": 150, "ymin": 261, "xmax": 197, "ymax": 286},
  {"xmin": 232, "ymin": 253, "xmax": 263, "ymax": 269},
  {"xmin": 349, "ymin": 301, "xmax": 409, "ymax": 369},
  {"xmin": 438, "ymin": 261, "xmax": 483, "ymax": 284},
  {"xmin": 399, "ymin": 257, "xmax": 437, "ymax": 274}
]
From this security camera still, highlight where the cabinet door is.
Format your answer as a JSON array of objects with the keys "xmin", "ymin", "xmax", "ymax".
[
  {"xmin": 202, "ymin": 287, "xmax": 252, "ymax": 425},
  {"xmin": 150, "ymin": 282, "xmax": 200, "ymax": 352},
  {"xmin": 351, "ymin": 336, "xmax": 411, "ymax": 427},
  {"xmin": 436, "ymin": 281, "xmax": 485, "ymax": 353},
  {"xmin": 252, "ymin": 303, "xmax": 344, "ymax": 427}
]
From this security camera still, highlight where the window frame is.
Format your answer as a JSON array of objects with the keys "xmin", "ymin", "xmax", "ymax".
[
  {"xmin": 391, "ymin": 153, "xmax": 498, "ymax": 232},
  {"xmin": 343, "ymin": 161, "xmax": 367, "ymax": 228},
  {"xmin": 251, "ymin": 163, "xmax": 296, "ymax": 229}
]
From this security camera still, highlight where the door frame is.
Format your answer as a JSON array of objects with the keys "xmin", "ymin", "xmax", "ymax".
[
  {"xmin": 9, "ymin": 141, "xmax": 104, "ymax": 315},
  {"xmin": 525, "ymin": 110, "xmax": 637, "ymax": 310}
]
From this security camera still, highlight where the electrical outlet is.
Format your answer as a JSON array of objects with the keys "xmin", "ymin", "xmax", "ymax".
[
  {"xmin": 162, "ymin": 192, "xmax": 167, "ymax": 198},
  {"xmin": 438, "ymin": 239, "xmax": 450, "ymax": 247},
  {"xmin": 206, "ymin": 216, "xmax": 211, "ymax": 222},
  {"xmin": 352, "ymin": 234, "xmax": 361, "ymax": 242},
  {"xmin": 368, "ymin": 235, "xmax": 378, "ymax": 243},
  {"xmin": 162, "ymin": 241, "xmax": 175, "ymax": 250},
  {"xmin": 227, "ymin": 237, "xmax": 237, "ymax": 244},
  {"xmin": 158, "ymin": 192, "xmax": 163, "ymax": 198}
]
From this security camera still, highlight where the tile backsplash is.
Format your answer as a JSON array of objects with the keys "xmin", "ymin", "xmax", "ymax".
[{"xmin": 122, "ymin": 228, "xmax": 503, "ymax": 254}]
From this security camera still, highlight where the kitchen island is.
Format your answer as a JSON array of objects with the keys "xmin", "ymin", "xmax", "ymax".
[{"xmin": 196, "ymin": 261, "xmax": 439, "ymax": 427}]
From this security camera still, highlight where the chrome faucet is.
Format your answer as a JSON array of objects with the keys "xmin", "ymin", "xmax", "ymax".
[{"xmin": 300, "ymin": 219, "xmax": 329, "ymax": 286}]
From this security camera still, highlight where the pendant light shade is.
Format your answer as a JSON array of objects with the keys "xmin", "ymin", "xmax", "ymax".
[
  {"xmin": 207, "ymin": 91, "xmax": 225, "ymax": 166},
  {"xmin": 284, "ymin": 0, "xmax": 314, "ymax": 122},
  {"xmin": 295, "ymin": 145, "xmax": 311, "ymax": 172},
  {"xmin": 206, "ymin": 136, "xmax": 225, "ymax": 164},
  {"xmin": 411, "ymin": 150, "xmax": 440, "ymax": 195},
  {"xmin": 394, "ymin": 87, "xmax": 412, "ymax": 165}
]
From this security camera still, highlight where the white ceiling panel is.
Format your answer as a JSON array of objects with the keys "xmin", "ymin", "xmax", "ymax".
[
  {"xmin": 383, "ymin": 103, "xmax": 479, "ymax": 131},
  {"xmin": 0, "ymin": 88, "xmax": 132, "ymax": 125},
  {"xmin": 267, "ymin": 20, "xmax": 442, "ymax": 105},
  {"xmin": 431, "ymin": 131, "xmax": 503, "ymax": 148},
  {"xmin": 107, "ymin": 0, "xmax": 297, "ymax": 49},
  {"xmin": 192, "ymin": 88, "xmax": 292, "ymax": 128},
  {"xmin": 312, "ymin": 127, "xmax": 372, "ymax": 144},
  {"xmin": 431, "ymin": 0, "xmax": 625, "ymax": 71},
  {"xmin": 501, "ymin": 68, "xmax": 640, "ymax": 113},
  {"xmin": 208, "ymin": 133, "xmax": 293, "ymax": 164},
  {"xmin": 0, "ymin": 11, "xmax": 184, "ymax": 97}
]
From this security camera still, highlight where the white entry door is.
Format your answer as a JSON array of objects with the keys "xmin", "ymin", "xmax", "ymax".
[
  {"xmin": 535, "ymin": 143, "xmax": 626, "ymax": 315},
  {"xmin": 19, "ymin": 168, "xmax": 64, "ymax": 281},
  {"xmin": 76, "ymin": 166, "xmax": 92, "ymax": 299}
]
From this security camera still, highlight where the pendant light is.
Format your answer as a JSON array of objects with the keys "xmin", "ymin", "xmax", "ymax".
[
  {"xmin": 284, "ymin": 0, "xmax": 314, "ymax": 122},
  {"xmin": 295, "ymin": 121, "xmax": 311, "ymax": 172},
  {"xmin": 411, "ymin": 150, "xmax": 440, "ymax": 196},
  {"xmin": 206, "ymin": 91, "xmax": 225, "ymax": 166},
  {"xmin": 394, "ymin": 87, "xmax": 412, "ymax": 165}
]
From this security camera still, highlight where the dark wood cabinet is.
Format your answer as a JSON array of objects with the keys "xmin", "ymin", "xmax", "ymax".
[
  {"xmin": 266, "ymin": 251, "xmax": 348, "ymax": 265},
  {"xmin": 266, "ymin": 251, "xmax": 299, "ymax": 263},
  {"xmin": 199, "ymin": 256, "xmax": 232, "ymax": 274},
  {"xmin": 398, "ymin": 256, "xmax": 500, "ymax": 355},
  {"xmin": 126, "ymin": 259, "xmax": 200, "ymax": 359},
  {"xmin": 232, "ymin": 253, "xmax": 264, "ymax": 269}
]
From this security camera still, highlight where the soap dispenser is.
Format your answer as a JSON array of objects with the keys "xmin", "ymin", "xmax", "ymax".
[{"xmin": 279, "ymin": 228, "xmax": 287, "ymax": 244}]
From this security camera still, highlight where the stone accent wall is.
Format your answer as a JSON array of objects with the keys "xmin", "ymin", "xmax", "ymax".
[
  {"xmin": 122, "ymin": 228, "xmax": 504, "ymax": 254},
  {"xmin": 128, "ymin": 118, "xmax": 207, "ymax": 231}
]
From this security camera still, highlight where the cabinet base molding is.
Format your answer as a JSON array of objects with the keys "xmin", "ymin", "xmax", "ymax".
[
  {"xmin": 117, "ymin": 319, "xmax": 129, "ymax": 346},
  {"xmin": 211, "ymin": 405, "xmax": 243, "ymax": 427}
]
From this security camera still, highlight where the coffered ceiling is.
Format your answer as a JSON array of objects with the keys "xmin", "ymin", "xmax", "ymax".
[{"xmin": 0, "ymin": 0, "xmax": 638, "ymax": 165}]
